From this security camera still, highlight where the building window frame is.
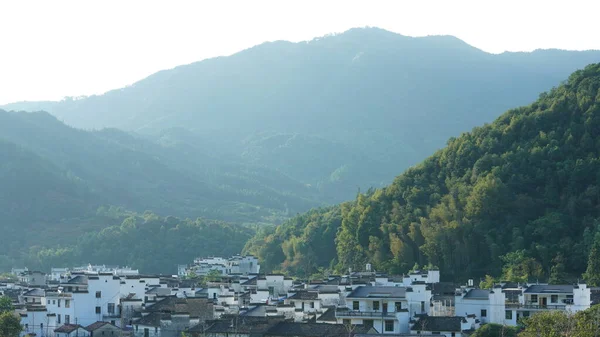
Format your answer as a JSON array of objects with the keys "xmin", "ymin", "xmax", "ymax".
[{"xmin": 384, "ymin": 320, "xmax": 394, "ymax": 332}]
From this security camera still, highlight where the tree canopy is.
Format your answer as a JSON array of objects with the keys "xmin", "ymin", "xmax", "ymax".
[{"xmin": 246, "ymin": 63, "xmax": 600, "ymax": 281}]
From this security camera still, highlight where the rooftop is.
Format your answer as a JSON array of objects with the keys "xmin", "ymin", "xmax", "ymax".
[
  {"xmin": 524, "ymin": 285, "xmax": 574, "ymax": 294},
  {"xmin": 463, "ymin": 289, "xmax": 489, "ymax": 299},
  {"xmin": 347, "ymin": 286, "xmax": 406, "ymax": 299},
  {"xmin": 411, "ymin": 316, "xmax": 464, "ymax": 332},
  {"xmin": 54, "ymin": 324, "xmax": 84, "ymax": 333}
]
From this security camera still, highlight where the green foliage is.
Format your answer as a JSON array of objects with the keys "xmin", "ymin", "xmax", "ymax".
[
  {"xmin": 24, "ymin": 213, "xmax": 253, "ymax": 274},
  {"xmin": 0, "ymin": 110, "xmax": 321, "ymax": 270},
  {"xmin": 479, "ymin": 275, "xmax": 496, "ymax": 290},
  {"xmin": 0, "ymin": 312, "xmax": 22, "ymax": 337},
  {"xmin": 0, "ymin": 297, "xmax": 13, "ymax": 313},
  {"xmin": 519, "ymin": 305, "xmax": 600, "ymax": 336},
  {"xmin": 501, "ymin": 251, "xmax": 543, "ymax": 283},
  {"xmin": 549, "ymin": 253, "xmax": 568, "ymax": 284},
  {"xmin": 583, "ymin": 234, "xmax": 600, "ymax": 286},
  {"xmin": 247, "ymin": 63, "xmax": 600, "ymax": 280},
  {"xmin": 471, "ymin": 323, "xmax": 518, "ymax": 337}
]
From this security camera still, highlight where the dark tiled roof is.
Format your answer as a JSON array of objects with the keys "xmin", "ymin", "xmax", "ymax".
[
  {"xmin": 264, "ymin": 322, "xmax": 371, "ymax": 337},
  {"xmin": 316, "ymin": 307, "xmax": 337, "ymax": 323},
  {"xmin": 347, "ymin": 286, "xmax": 406, "ymax": 299},
  {"xmin": 134, "ymin": 312, "xmax": 170, "ymax": 327},
  {"xmin": 463, "ymin": 289, "xmax": 489, "ymax": 299},
  {"xmin": 288, "ymin": 291, "xmax": 318, "ymax": 300},
  {"xmin": 411, "ymin": 316, "xmax": 464, "ymax": 332},
  {"xmin": 146, "ymin": 287, "xmax": 171, "ymax": 295},
  {"xmin": 54, "ymin": 324, "xmax": 83, "ymax": 333},
  {"xmin": 23, "ymin": 288, "xmax": 45, "ymax": 297},
  {"xmin": 85, "ymin": 322, "xmax": 119, "ymax": 332},
  {"xmin": 524, "ymin": 285, "xmax": 574, "ymax": 294},
  {"xmin": 203, "ymin": 316, "xmax": 284, "ymax": 335},
  {"xmin": 66, "ymin": 275, "xmax": 88, "ymax": 285},
  {"xmin": 241, "ymin": 277, "xmax": 258, "ymax": 286},
  {"xmin": 145, "ymin": 297, "xmax": 213, "ymax": 321}
]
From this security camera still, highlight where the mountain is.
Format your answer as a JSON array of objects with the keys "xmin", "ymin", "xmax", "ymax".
[
  {"xmin": 0, "ymin": 109, "xmax": 325, "ymax": 271},
  {"xmin": 0, "ymin": 109, "xmax": 320, "ymax": 223},
  {"xmin": 244, "ymin": 63, "xmax": 600, "ymax": 282},
  {"xmin": 5, "ymin": 27, "xmax": 600, "ymax": 202}
]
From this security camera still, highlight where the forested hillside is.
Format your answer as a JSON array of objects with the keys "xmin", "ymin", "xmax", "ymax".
[
  {"xmin": 0, "ymin": 110, "xmax": 318, "ymax": 271},
  {"xmin": 0, "ymin": 109, "xmax": 320, "ymax": 223},
  {"xmin": 5, "ymin": 28, "xmax": 600, "ymax": 202},
  {"xmin": 25, "ymin": 212, "xmax": 253, "ymax": 274},
  {"xmin": 245, "ymin": 63, "xmax": 600, "ymax": 282}
]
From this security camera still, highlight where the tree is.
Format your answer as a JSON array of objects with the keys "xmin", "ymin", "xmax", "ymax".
[
  {"xmin": 548, "ymin": 253, "xmax": 567, "ymax": 284},
  {"xmin": 573, "ymin": 304, "xmax": 600, "ymax": 337},
  {"xmin": 501, "ymin": 250, "xmax": 543, "ymax": 283},
  {"xmin": 519, "ymin": 311, "xmax": 574, "ymax": 337},
  {"xmin": 0, "ymin": 311, "xmax": 22, "ymax": 337},
  {"xmin": 479, "ymin": 275, "xmax": 496, "ymax": 289},
  {"xmin": 583, "ymin": 236, "xmax": 600, "ymax": 286},
  {"xmin": 0, "ymin": 297, "xmax": 12, "ymax": 314},
  {"xmin": 472, "ymin": 323, "xmax": 518, "ymax": 337}
]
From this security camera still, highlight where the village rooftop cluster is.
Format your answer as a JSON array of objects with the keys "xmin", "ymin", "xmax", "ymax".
[{"xmin": 2, "ymin": 256, "xmax": 599, "ymax": 337}]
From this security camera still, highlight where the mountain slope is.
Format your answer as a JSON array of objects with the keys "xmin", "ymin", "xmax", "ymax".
[
  {"xmin": 5, "ymin": 28, "xmax": 600, "ymax": 202},
  {"xmin": 245, "ymin": 63, "xmax": 600, "ymax": 281},
  {"xmin": 0, "ymin": 109, "xmax": 321, "ymax": 224}
]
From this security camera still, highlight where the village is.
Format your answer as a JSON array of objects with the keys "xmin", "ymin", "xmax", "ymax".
[{"xmin": 1, "ymin": 256, "xmax": 599, "ymax": 337}]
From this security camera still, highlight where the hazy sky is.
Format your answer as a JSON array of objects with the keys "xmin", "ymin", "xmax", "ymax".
[{"xmin": 1, "ymin": 0, "xmax": 599, "ymax": 105}]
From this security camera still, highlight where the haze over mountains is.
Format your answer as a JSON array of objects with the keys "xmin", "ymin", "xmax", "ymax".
[
  {"xmin": 5, "ymin": 28, "xmax": 600, "ymax": 203},
  {"xmin": 2, "ymin": 27, "xmax": 600, "ymax": 272}
]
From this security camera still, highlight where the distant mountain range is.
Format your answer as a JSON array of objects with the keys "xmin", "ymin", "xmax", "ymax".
[
  {"xmin": 5, "ymin": 28, "xmax": 599, "ymax": 202},
  {"xmin": 2, "ymin": 27, "xmax": 600, "ymax": 272}
]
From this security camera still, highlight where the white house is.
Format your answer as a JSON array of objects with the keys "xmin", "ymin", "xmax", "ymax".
[{"xmin": 335, "ymin": 286, "xmax": 413, "ymax": 334}]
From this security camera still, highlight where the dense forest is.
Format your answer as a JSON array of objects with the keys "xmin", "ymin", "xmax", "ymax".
[
  {"xmin": 5, "ymin": 28, "xmax": 600, "ymax": 202},
  {"xmin": 3, "ymin": 211, "xmax": 252, "ymax": 274},
  {"xmin": 245, "ymin": 63, "xmax": 600, "ymax": 282}
]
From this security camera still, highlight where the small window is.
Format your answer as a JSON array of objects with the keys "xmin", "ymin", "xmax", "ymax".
[
  {"xmin": 373, "ymin": 301, "xmax": 380, "ymax": 311},
  {"xmin": 505, "ymin": 310, "xmax": 513, "ymax": 320},
  {"xmin": 481, "ymin": 309, "xmax": 487, "ymax": 317},
  {"xmin": 395, "ymin": 302, "xmax": 402, "ymax": 311},
  {"xmin": 58, "ymin": 299, "xmax": 61, "ymax": 307},
  {"xmin": 531, "ymin": 295, "xmax": 538, "ymax": 303},
  {"xmin": 353, "ymin": 301, "xmax": 359, "ymax": 310},
  {"xmin": 451, "ymin": 333, "xmax": 456, "ymax": 337},
  {"xmin": 385, "ymin": 320, "xmax": 394, "ymax": 332},
  {"xmin": 65, "ymin": 315, "xmax": 70, "ymax": 324},
  {"xmin": 65, "ymin": 300, "xmax": 70, "ymax": 308},
  {"xmin": 96, "ymin": 291, "xmax": 102, "ymax": 298},
  {"xmin": 25, "ymin": 324, "xmax": 29, "ymax": 330},
  {"xmin": 58, "ymin": 314, "xmax": 61, "ymax": 324},
  {"xmin": 155, "ymin": 327, "xmax": 158, "ymax": 333},
  {"xmin": 310, "ymin": 301, "xmax": 315, "ymax": 309},
  {"xmin": 551, "ymin": 295, "xmax": 558, "ymax": 303},
  {"xmin": 96, "ymin": 306, "xmax": 101, "ymax": 314}
]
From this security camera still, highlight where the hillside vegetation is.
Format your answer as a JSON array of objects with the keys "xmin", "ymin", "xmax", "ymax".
[
  {"xmin": 245, "ymin": 63, "xmax": 600, "ymax": 281},
  {"xmin": 5, "ymin": 28, "xmax": 600, "ymax": 202}
]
